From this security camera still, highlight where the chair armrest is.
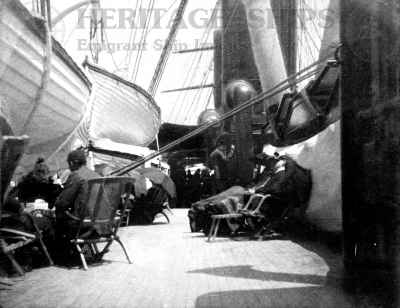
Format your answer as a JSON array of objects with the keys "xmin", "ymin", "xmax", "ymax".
[
  {"xmin": 64, "ymin": 211, "xmax": 81, "ymax": 221},
  {"xmin": 0, "ymin": 228, "xmax": 36, "ymax": 239}
]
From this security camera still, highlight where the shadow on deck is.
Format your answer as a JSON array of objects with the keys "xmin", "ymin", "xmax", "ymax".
[{"xmin": 0, "ymin": 209, "xmax": 396, "ymax": 308}]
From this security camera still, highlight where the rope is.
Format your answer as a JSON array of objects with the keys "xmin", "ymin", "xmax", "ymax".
[
  {"xmin": 131, "ymin": 0, "xmax": 156, "ymax": 82},
  {"xmin": 183, "ymin": 58, "xmax": 214, "ymax": 123},
  {"xmin": 123, "ymin": 0, "xmax": 142, "ymax": 69},
  {"xmin": 171, "ymin": 1, "xmax": 220, "ymax": 122},
  {"xmin": 21, "ymin": 2, "xmax": 52, "ymax": 134},
  {"xmin": 172, "ymin": 0, "xmax": 222, "ymax": 123},
  {"xmin": 148, "ymin": 0, "xmax": 189, "ymax": 96},
  {"xmin": 112, "ymin": 54, "xmax": 332, "ymax": 176}
]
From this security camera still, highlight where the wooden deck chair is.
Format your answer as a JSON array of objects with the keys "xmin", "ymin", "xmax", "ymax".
[
  {"xmin": 0, "ymin": 135, "xmax": 53, "ymax": 275},
  {"xmin": 1, "ymin": 136, "xmax": 29, "ymax": 205},
  {"xmin": 207, "ymin": 193, "xmax": 270, "ymax": 241},
  {"xmin": 149, "ymin": 186, "xmax": 171, "ymax": 223},
  {"xmin": 132, "ymin": 185, "xmax": 171, "ymax": 224},
  {"xmin": 69, "ymin": 177, "xmax": 134, "ymax": 270}
]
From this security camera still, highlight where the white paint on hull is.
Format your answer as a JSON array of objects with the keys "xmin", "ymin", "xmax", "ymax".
[
  {"xmin": 85, "ymin": 65, "xmax": 161, "ymax": 147},
  {"xmin": 0, "ymin": 2, "xmax": 91, "ymax": 174}
]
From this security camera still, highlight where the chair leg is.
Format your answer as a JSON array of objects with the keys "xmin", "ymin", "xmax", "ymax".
[
  {"xmin": 37, "ymin": 237, "xmax": 53, "ymax": 266},
  {"xmin": 85, "ymin": 244, "xmax": 97, "ymax": 260},
  {"xmin": 75, "ymin": 244, "xmax": 88, "ymax": 270},
  {"xmin": 5, "ymin": 252, "xmax": 25, "ymax": 276},
  {"xmin": 92, "ymin": 243, "xmax": 100, "ymax": 255},
  {"xmin": 207, "ymin": 218, "xmax": 216, "ymax": 242},
  {"xmin": 115, "ymin": 237, "xmax": 132, "ymax": 264},
  {"xmin": 213, "ymin": 219, "xmax": 221, "ymax": 240},
  {"xmin": 161, "ymin": 211, "xmax": 170, "ymax": 224}
]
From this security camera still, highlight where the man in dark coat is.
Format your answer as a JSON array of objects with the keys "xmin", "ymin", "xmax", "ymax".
[
  {"xmin": 209, "ymin": 140, "xmax": 235, "ymax": 193},
  {"xmin": 250, "ymin": 153, "xmax": 312, "ymax": 238},
  {"xmin": 54, "ymin": 149, "xmax": 98, "ymax": 239}
]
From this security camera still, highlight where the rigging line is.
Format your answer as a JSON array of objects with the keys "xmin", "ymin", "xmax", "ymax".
[
  {"xmin": 299, "ymin": 0, "xmax": 324, "ymax": 41},
  {"xmin": 130, "ymin": 0, "xmax": 152, "ymax": 80},
  {"xmin": 297, "ymin": 13, "xmax": 319, "ymax": 65},
  {"xmin": 125, "ymin": 0, "xmax": 180, "ymax": 80},
  {"xmin": 170, "ymin": 1, "xmax": 217, "ymax": 123},
  {"xmin": 180, "ymin": 52, "xmax": 214, "ymax": 119},
  {"xmin": 175, "ymin": 0, "xmax": 237, "ymax": 123},
  {"xmin": 183, "ymin": 58, "xmax": 213, "ymax": 122},
  {"xmin": 204, "ymin": 87, "xmax": 214, "ymax": 110},
  {"xmin": 148, "ymin": 0, "xmax": 189, "ymax": 96},
  {"xmin": 113, "ymin": 54, "xmax": 331, "ymax": 175},
  {"xmin": 172, "ymin": 1, "xmax": 219, "ymax": 103},
  {"xmin": 179, "ymin": 0, "xmax": 219, "ymax": 89},
  {"xmin": 102, "ymin": 28, "xmax": 120, "ymax": 70},
  {"xmin": 57, "ymin": 3, "xmax": 90, "ymax": 54},
  {"xmin": 132, "ymin": 0, "xmax": 156, "ymax": 82},
  {"xmin": 297, "ymin": 3, "xmax": 320, "ymax": 56},
  {"xmin": 172, "ymin": 27, "xmax": 212, "ymax": 121},
  {"xmin": 123, "ymin": 0, "xmax": 142, "ymax": 67},
  {"xmin": 130, "ymin": 0, "xmax": 149, "ymax": 80},
  {"xmin": 115, "ymin": 67, "xmax": 324, "ymax": 175},
  {"xmin": 188, "ymin": 87, "xmax": 213, "ymax": 124},
  {"xmin": 147, "ymin": 0, "xmax": 180, "ymax": 35},
  {"xmin": 172, "ymin": 1, "xmax": 221, "ymax": 122}
]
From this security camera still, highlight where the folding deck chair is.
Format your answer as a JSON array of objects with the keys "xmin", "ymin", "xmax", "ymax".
[
  {"xmin": 207, "ymin": 193, "xmax": 270, "ymax": 241},
  {"xmin": 68, "ymin": 177, "xmax": 134, "ymax": 270},
  {"xmin": 0, "ymin": 135, "xmax": 53, "ymax": 275},
  {"xmin": 131, "ymin": 185, "xmax": 171, "ymax": 224}
]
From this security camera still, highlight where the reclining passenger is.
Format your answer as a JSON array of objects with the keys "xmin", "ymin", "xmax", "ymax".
[{"xmin": 249, "ymin": 153, "xmax": 311, "ymax": 238}]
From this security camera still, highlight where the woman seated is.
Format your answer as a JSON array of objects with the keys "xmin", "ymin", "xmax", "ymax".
[
  {"xmin": 16, "ymin": 158, "xmax": 62, "ymax": 208},
  {"xmin": 130, "ymin": 185, "xmax": 169, "ymax": 225}
]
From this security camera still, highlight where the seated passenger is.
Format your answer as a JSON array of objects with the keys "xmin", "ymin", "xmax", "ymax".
[
  {"xmin": 16, "ymin": 158, "xmax": 62, "ymax": 208},
  {"xmin": 249, "ymin": 153, "xmax": 311, "ymax": 238},
  {"xmin": 54, "ymin": 149, "xmax": 98, "ymax": 240}
]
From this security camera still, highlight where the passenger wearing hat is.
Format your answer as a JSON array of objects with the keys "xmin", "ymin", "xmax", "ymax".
[
  {"xmin": 16, "ymin": 157, "xmax": 62, "ymax": 207},
  {"xmin": 209, "ymin": 139, "xmax": 235, "ymax": 193},
  {"xmin": 54, "ymin": 149, "xmax": 98, "ymax": 240}
]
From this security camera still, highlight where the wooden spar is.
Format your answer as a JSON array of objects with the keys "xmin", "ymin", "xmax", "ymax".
[
  {"xmin": 148, "ymin": 0, "xmax": 189, "ymax": 96},
  {"xmin": 112, "ymin": 57, "xmax": 328, "ymax": 176},
  {"xmin": 173, "ymin": 46, "xmax": 215, "ymax": 54},
  {"xmin": 162, "ymin": 84, "xmax": 214, "ymax": 94},
  {"xmin": 88, "ymin": 144, "xmax": 141, "ymax": 161}
]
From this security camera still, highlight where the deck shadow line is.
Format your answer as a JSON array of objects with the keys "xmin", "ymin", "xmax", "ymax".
[{"xmin": 188, "ymin": 265, "xmax": 326, "ymax": 285}]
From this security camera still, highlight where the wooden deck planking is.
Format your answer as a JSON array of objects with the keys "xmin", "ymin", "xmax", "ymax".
[{"xmin": 0, "ymin": 209, "xmax": 383, "ymax": 308}]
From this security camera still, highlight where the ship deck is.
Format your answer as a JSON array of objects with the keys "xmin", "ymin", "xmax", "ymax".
[{"xmin": 0, "ymin": 209, "xmax": 387, "ymax": 308}]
